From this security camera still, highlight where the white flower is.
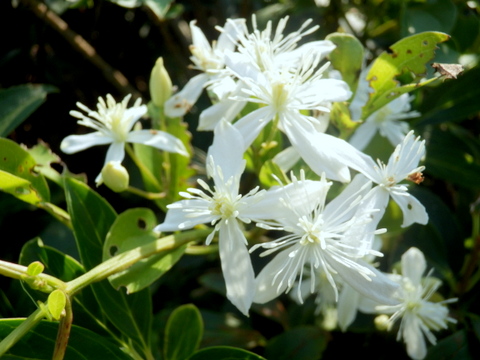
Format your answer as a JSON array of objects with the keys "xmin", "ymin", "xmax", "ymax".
[
  {"xmin": 349, "ymin": 94, "xmax": 420, "ymax": 151},
  {"xmin": 198, "ymin": 15, "xmax": 337, "ymax": 133},
  {"xmin": 164, "ymin": 19, "xmax": 245, "ymax": 118},
  {"xmin": 155, "ymin": 120, "xmax": 283, "ymax": 315},
  {"xmin": 358, "ymin": 130, "xmax": 429, "ymax": 227},
  {"xmin": 362, "ymin": 247, "xmax": 457, "ymax": 360},
  {"xmin": 61, "ymin": 94, "xmax": 187, "ymax": 185},
  {"xmin": 252, "ymin": 172, "xmax": 400, "ymax": 306}
]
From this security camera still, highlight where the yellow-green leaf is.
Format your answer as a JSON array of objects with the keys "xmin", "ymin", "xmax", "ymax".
[{"xmin": 48, "ymin": 290, "xmax": 66, "ymax": 320}]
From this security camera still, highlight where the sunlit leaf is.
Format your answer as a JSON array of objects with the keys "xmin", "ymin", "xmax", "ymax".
[
  {"xmin": 164, "ymin": 304, "xmax": 203, "ymax": 360},
  {"xmin": 47, "ymin": 290, "xmax": 66, "ymax": 320},
  {"xmin": 361, "ymin": 31, "xmax": 450, "ymax": 119},
  {"xmin": 0, "ymin": 138, "xmax": 50, "ymax": 204},
  {"xmin": 103, "ymin": 208, "xmax": 187, "ymax": 293}
]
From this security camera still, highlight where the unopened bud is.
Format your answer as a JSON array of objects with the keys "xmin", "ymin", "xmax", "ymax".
[
  {"xmin": 374, "ymin": 314, "xmax": 391, "ymax": 331},
  {"xmin": 149, "ymin": 57, "xmax": 172, "ymax": 107},
  {"xmin": 101, "ymin": 161, "xmax": 129, "ymax": 192}
]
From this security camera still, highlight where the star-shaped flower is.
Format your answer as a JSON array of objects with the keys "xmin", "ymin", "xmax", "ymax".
[{"xmin": 61, "ymin": 94, "xmax": 188, "ymax": 185}]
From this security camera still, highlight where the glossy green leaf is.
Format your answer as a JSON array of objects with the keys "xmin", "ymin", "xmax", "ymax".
[
  {"xmin": 164, "ymin": 304, "xmax": 203, "ymax": 360},
  {"xmin": 0, "ymin": 138, "xmax": 50, "ymax": 204},
  {"xmin": 188, "ymin": 346, "xmax": 267, "ymax": 360},
  {"xmin": 103, "ymin": 208, "xmax": 187, "ymax": 293},
  {"xmin": 0, "ymin": 84, "xmax": 57, "ymax": 137},
  {"xmin": 264, "ymin": 326, "xmax": 327, "ymax": 360},
  {"xmin": 0, "ymin": 319, "xmax": 132, "ymax": 359},
  {"xmin": 361, "ymin": 31, "xmax": 450, "ymax": 119},
  {"xmin": 326, "ymin": 32, "xmax": 364, "ymax": 92},
  {"xmin": 64, "ymin": 177, "xmax": 153, "ymax": 357}
]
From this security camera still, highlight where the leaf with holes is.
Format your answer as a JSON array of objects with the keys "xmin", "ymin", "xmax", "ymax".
[
  {"xmin": 361, "ymin": 31, "xmax": 450, "ymax": 120},
  {"xmin": 0, "ymin": 138, "xmax": 50, "ymax": 205},
  {"xmin": 103, "ymin": 207, "xmax": 188, "ymax": 293}
]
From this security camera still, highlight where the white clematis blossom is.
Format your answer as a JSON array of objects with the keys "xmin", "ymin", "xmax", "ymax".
[
  {"xmin": 349, "ymin": 93, "xmax": 420, "ymax": 151},
  {"xmin": 360, "ymin": 247, "xmax": 457, "ymax": 360},
  {"xmin": 251, "ymin": 172, "xmax": 400, "ymax": 307},
  {"xmin": 61, "ymin": 94, "xmax": 188, "ymax": 185},
  {"xmin": 164, "ymin": 19, "xmax": 245, "ymax": 118},
  {"xmin": 155, "ymin": 120, "xmax": 286, "ymax": 315},
  {"xmin": 356, "ymin": 130, "xmax": 429, "ymax": 227}
]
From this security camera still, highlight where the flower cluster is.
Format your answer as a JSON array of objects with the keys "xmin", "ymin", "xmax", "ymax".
[{"xmin": 61, "ymin": 15, "xmax": 457, "ymax": 360}]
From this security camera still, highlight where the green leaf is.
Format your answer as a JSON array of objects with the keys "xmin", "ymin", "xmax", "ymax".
[
  {"xmin": 401, "ymin": 0, "xmax": 457, "ymax": 37},
  {"xmin": 424, "ymin": 127, "xmax": 480, "ymax": 190},
  {"xmin": 417, "ymin": 66, "xmax": 480, "ymax": 126},
  {"xmin": 0, "ymin": 319, "xmax": 132, "ymax": 359},
  {"xmin": 64, "ymin": 177, "xmax": 153, "ymax": 357},
  {"xmin": 0, "ymin": 84, "xmax": 57, "ymax": 137},
  {"xmin": 188, "ymin": 346, "xmax": 267, "ymax": 360},
  {"xmin": 0, "ymin": 138, "xmax": 50, "ymax": 204},
  {"xmin": 326, "ymin": 32, "xmax": 364, "ymax": 92},
  {"xmin": 264, "ymin": 326, "xmax": 327, "ymax": 360},
  {"xmin": 19, "ymin": 238, "xmax": 85, "ymax": 282},
  {"xmin": 145, "ymin": 0, "xmax": 175, "ymax": 19},
  {"xmin": 47, "ymin": 290, "xmax": 66, "ymax": 320},
  {"xmin": 103, "ymin": 208, "xmax": 187, "ymax": 293},
  {"xmin": 28, "ymin": 141, "xmax": 64, "ymax": 186},
  {"xmin": 259, "ymin": 160, "xmax": 288, "ymax": 188},
  {"xmin": 164, "ymin": 304, "xmax": 203, "ymax": 360},
  {"xmin": 361, "ymin": 31, "xmax": 450, "ymax": 119},
  {"xmin": 425, "ymin": 330, "xmax": 471, "ymax": 360},
  {"xmin": 26, "ymin": 262, "xmax": 44, "ymax": 277}
]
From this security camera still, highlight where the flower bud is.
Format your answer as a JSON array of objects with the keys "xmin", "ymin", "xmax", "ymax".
[
  {"xmin": 149, "ymin": 57, "xmax": 172, "ymax": 107},
  {"xmin": 101, "ymin": 161, "xmax": 129, "ymax": 192}
]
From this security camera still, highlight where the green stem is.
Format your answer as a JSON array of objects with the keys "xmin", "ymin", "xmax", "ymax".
[
  {"xmin": 0, "ymin": 307, "xmax": 47, "ymax": 356},
  {"xmin": 38, "ymin": 202, "xmax": 72, "ymax": 229},
  {"xmin": 65, "ymin": 229, "xmax": 209, "ymax": 296},
  {"xmin": 0, "ymin": 260, "xmax": 66, "ymax": 291},
  {"xmin": 125, "ymin": 144, "xmax": 162, "ymax": 191},
  {"xmin": 52, "ymin": 294, "xmax": 72, "ymax": 360},
  {"xmin": 126, "ymin": 186, "xmax": 166, "ymax": 200}
]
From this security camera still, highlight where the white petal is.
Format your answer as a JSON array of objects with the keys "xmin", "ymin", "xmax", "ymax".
[
  {"xmin": 348, "ymin": 121, "xmax": 377, "ymax": 151},
  {"xmin": 233, "ymin": 106, "xmax": 275, "ymax": 150},
  {"xmin": 219, "ymin": 219, "xmax": 255, "ymax": 315},
  {"xmin": 127, "ymin": 129, "xmax": 188, "ymax": 156},
  {"xmin": 198, "ymin": 97, "xmax": 246, "ymax": 130},
  {"xmin": 337, "ymin": 284, "xmax": 361, "ymax": 331},
  {"xmin": 332, "ymin": 259, "xmax": 401, "ymax": 306},
  {"xmin": 190, "ymin": 20, "xmax": 211, "ymax": 52},
  {"xmin": 401, "ymin": 247, "xmax": 426, "ymax": 287},
  {"xmin": 272, "ymin": 146, "xmax": 301, "ymax": 173},
  {"xmin": 123, "ymin": 105, "xmax": 148, "ymax": 132},
  {"xmin": 216, "ymin": 19, "xmax": 245, "ymax": 52},
  {"xmin": 302, "ymin": 78, "xmax": 352, "ymax": 103},
  {"xmin": 403, "ymin": 314, "xmax": 428, "ymax": 360},
  {"xmin": 208, "ymin": 120, "xmax": 245, "ymax": 181},
  {"xmin": 282, "ymin": 119, "xmax": 354, "ymax": 182},
  {"xmin": 164, "ymin": 73, "xmax": 209, "ymax": 118},
  {"xmin": 391, "ymin": 192, "xmax": 428, "ymax": 227},
  {"xmin": 60, "ymin": 132, "xmax": 112, "ymax": 154},
  {"xmin": 155, "ymin": 199, "xmax": 213, "ymax": 232},
  {"xmin": 254, "ymin": 249, "xmax": 292, "ymax": 304}
]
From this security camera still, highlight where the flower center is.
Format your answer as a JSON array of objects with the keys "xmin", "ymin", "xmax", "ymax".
[
  {"xmin": 271, "ymin": 82, "xmax": 289, "ymax": 113},
  {"xmin": 298, "ymin": 216, "xmax": 325, "ymax": 247},
  {"xmin": 211, "ymin": 193, "xmax": 239, "ymax": 219}
]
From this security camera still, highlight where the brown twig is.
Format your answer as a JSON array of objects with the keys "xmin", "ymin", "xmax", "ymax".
[{"xmin": 21, "ymin": 0, "xmax": 143, "ymax": 99}]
